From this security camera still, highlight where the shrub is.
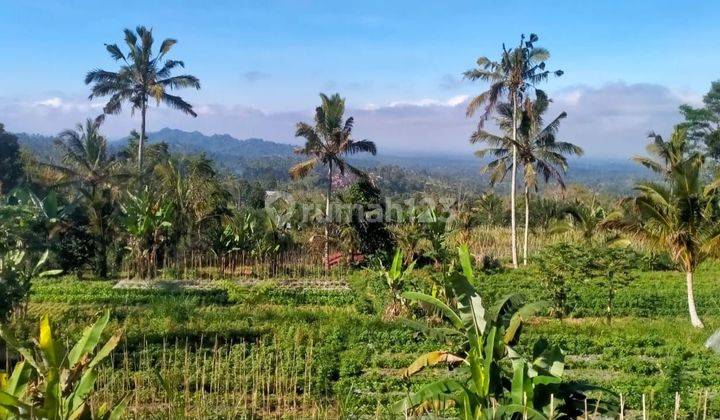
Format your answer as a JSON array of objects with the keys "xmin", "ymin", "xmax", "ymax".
[
  {"xmin": 533, "ymin": 243, "xmax": 593, "ymax": 317},
  {"xmin": 339, "ymin": 346, "xmax": 372, "ymax": 378},
  {"xmin": 0, "ymin": 251, "xmax": 61, "ymax": 319}
]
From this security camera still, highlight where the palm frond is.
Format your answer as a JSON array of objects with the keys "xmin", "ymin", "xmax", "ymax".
[
  {"xmin": 157, "ymin": 75, "xmax": 200, "ymax": 90},
  {"xmin": 632, "ymin": 156, "xmax": 664, "ymax": 175},
  {"xmin": 474, "ymin": 147, "xmax": 511, "ymax": 159},
  {"xmin": 289, "ymin": 158, "xmax": 318, "ymax": 180},
  {"xmin": 158, "ymin": 38, "xmax": 177, "ymax": 57},
  {"xmin": 160, "ymin": 93, "xmax": 197, "ymax": 117},
  {"xmin": 469, "ymin": 129, "xmax": 509, "ymax": 146},
  {"xmin": 345, "ymin": 139, "xmax": 377, "ymax": 156}
]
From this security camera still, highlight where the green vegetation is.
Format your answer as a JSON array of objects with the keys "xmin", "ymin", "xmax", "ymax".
[
  {"xmin": 0, "ymin": 124, "xmax": 24, "ymax": 195},
  {"xmin": 606, "ymin": 127, "xmax": 720, "ymax": 328},
  {"xmin": 399, "ymin": 247, "xmax": 595, "ymax": 418},
  {"xmin": 0, "ymin": 312, "xmax": 125, "ymax": 419},
  {"xmin": 3, "ymin": 27, "xmax": 720, "ymax": 418},
  {"xmin": 6, "ymin": 260, "xmax": 719, "ymax": 417}
]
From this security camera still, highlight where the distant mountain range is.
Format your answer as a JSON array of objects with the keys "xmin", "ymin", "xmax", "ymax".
[
  {"xmin": 12, "ymin": 127, "xmax": 479, "ymax": 173},
  {"xmin": 12, "ymin": 127, "xmax": 650, "ymax": 193},
  {"xmin": 14, "ymin": 128, "xmax": 297, "ymax": 158},
  {"xmin": 13, "ymin": 128, "xmax": 301, "ymax": 177}
]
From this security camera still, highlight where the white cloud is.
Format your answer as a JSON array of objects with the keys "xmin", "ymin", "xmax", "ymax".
[
  {"xmin": 556, "ymin": 89, "xmax": 582, "ymax": 106},
  {"xmin": 194, "ymin": 105, "xmax": 215, "ymax": 116},
  {"xmin": 446, "ymin": 94, "xmax": 469, "ymax": 107},
  {"xmin": 379, "ymin": 94, "xmax": 469, "ymax": 109},
  {"xmin": 671, "ymin": 89, "xmax": 703, "ymax": 106},
  {"xmin": 0, "ymin": 82, "xmax": 701, "ymax": 158},
  {"xmin": 549, "ymin": 82, "xmax": 694, "ymax": 157},
  {"xmin": 29, "ymin": 96, "xmax": 104, "ymax": 112},
  {"xmin": 36, "ymin": 97, "xmax": 63, "ymax": 108}
]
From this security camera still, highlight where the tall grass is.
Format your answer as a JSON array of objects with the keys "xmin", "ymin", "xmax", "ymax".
[{"xmin": 451, "ymin": 226, "xmax": 580, "ymax": 261}]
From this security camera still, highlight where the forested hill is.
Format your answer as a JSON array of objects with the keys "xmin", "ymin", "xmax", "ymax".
[
  {"xmin": 123, "ymin": 128, "xmax": 299, "ymax": 179},
  {"xmin": 14, "ymin": 128, "xmax": 296, "ymax": 159},
  {"xmin": 139, "ymin": 128, "xmax": 296, "ymax": 158}
]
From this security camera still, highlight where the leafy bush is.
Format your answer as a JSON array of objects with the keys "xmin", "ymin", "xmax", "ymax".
[
  {"xmin": 534, "ymin": 243, "xmax": 640, "ymax": 321},
  {"xmin": 533, "ymin": 243, "xmax": 593, "ymax": 318},
  {"xmin": 223, "ymin": 280, "xmax": 356, "ymax": 306},
  {"xmin": 339, "ymin": 346, "xmax": 371, "ymax": 378},
  {"xmin": 373, "ymin": 249, "xmax": 416, "ymax": 319},
  {"xmin": 0, "ymin": 251, "xmax": 60, "ymax": 319}
]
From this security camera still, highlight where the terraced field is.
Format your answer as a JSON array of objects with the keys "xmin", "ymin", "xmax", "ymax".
[{"xmin": 21, "ymin": 263, "xmax": 720, "ymax": 418}]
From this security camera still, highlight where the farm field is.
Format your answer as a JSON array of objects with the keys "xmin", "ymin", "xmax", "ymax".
[{"xmin": 21, "ymin": 261, "xmax": 720, "ymax": 418}]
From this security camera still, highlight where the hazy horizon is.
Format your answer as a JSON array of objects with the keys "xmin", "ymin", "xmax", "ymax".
[{"xmin": 11, "ymin": 125, "xmax": 646, "ymax": 163}]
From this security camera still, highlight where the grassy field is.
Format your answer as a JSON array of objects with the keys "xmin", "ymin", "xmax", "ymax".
[{"xmin": 16, "ymin": 262, "xmax": 720, "ymax": 418}]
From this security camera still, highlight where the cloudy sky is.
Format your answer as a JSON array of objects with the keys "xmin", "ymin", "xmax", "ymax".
[{"xmin": 1, "ymin": 1, "xmax": 718, "ymax": 157}]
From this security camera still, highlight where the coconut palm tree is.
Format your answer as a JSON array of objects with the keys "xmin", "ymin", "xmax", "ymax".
[
  {"xmin": 85, "ymin": 26, "xmax": 200, "ymax": 173},
  {"xmin": 289, "ymin": 93, "xmax": 377, "ymax": 268},
  {"xmin": 45, "ymin": 117, "xmax": 128, "ymax": 278},
  {"xmin": 604, "ymin": 151, "xmax": 720, "ymax": 328},
  {"xmin": 517, "ymin": 96, "xmax": 582, "ymax": 264},
  {"xmin": 632, "ymin": 127, "xmax": 690, "ymax": 177},
  {"xmin": 474, "ymin": 93, "xmax": 582, "ymax": 264},
  {"xmin": 464, "ymin": 33, "xmax": 563, "ymax": 268},
  {"xmin": 550, "ymin": 197, "xmax": 608, "ymax": 243}
]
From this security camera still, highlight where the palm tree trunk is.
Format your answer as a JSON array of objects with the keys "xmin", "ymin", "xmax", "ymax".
[
  {"xmin": 325, "ymin": 162, "xmax": 333, "ymax": 271},
  {"xmin": 94, "ymin": 220, "xmax": 108, "ymax": 279},
  {"xmin": 686, "ymin": 271, "xmax": 704, "ymax": 328},
  {"xmin": 91, "ymin": 187, "xmax": 108, "ymax": 279},
  {"xmin": 510, "ymin": 95, "xmax": 518, "ymax": 268},
  {"xmin": 523, "ymin": 185, "xmax": 530, "ymax": 266},
  {"xmin": 138, "ymin": 101, "xmax": 147, "ymax": 173}
]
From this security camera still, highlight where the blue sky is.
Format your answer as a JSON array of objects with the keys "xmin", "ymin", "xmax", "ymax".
[{"xmin": 1, "ymin": 1, "xmax": 719, "ymax": 156}]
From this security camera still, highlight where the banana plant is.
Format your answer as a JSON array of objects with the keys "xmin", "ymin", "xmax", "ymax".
[
  {"xmin": 376, "ymin": 249, "xmax": 416, "ymax": 318},
  {"xmin": 121, "ymin": 188, "xmax": 174, "ymax": 278},
  {"xmin": 220, "ymin": 211, "xmax": 261, "ymax": 253},
  {"xmin": 397, "ymin": 245, "xmax": 608, "ymax": 418},
  {"xmin": 0, "ymin": 311, "xmax": 126, "ymax": 419}
]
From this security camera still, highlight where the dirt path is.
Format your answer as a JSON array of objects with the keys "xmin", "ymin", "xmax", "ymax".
[{"xmin": 113, "ymin": 278, "xmax": 351, "ymax": 291}]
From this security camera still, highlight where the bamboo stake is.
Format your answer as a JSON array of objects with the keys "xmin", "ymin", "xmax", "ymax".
[{"xmin": 642, "ymin": 393, "xmax": 647, "ymax": 420}]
